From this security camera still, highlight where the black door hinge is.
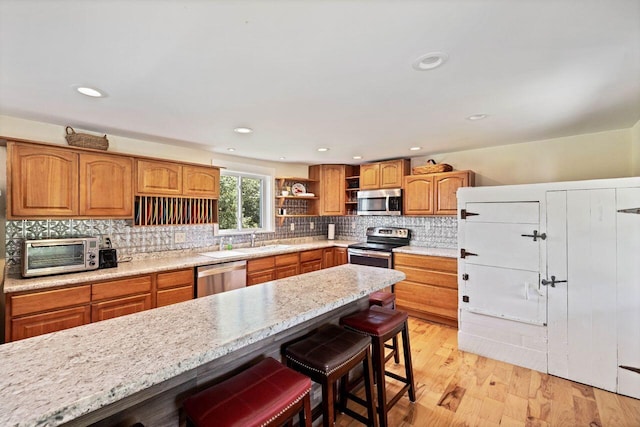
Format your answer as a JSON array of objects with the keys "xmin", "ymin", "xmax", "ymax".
[
  {"xmin": 462, "ymin": 295, "xmax": 470, "ymax": 303},
  {"xmin": 460, "ymin": 209, "xmax": 479, "ymax": 219},
  {"xmin": 462, "ymin": 273, "xmax": 469, "ymax": 280}
]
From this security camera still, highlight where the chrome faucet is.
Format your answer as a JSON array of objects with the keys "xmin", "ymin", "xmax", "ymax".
[
  {"xmin": 250, "ymin": 232, "xmax": 257, "ymax": 247},
  {"xmin": 219, "ymin": 237, "xmax": 225, "ymax": 251}
]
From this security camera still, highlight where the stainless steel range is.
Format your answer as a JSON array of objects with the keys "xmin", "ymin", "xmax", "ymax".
[{"xmin": 348, "ymin": 227, "xmax": 411, "ymax": 269}]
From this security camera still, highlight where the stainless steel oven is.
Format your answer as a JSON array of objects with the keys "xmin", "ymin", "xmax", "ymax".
[{"xmin": 347, "ymin": 227, "xmax": 410, "ymax": 269}]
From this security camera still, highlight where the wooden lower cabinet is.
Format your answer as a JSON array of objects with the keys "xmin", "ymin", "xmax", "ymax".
[
  {"xmin": 394, "ymin": 253, "xmax": 458, "ymax": 327},
  {"xmin": 300, "ymin": 249, "xmax": 323, "ymax": 273},
  {"xmin": 247, "ymin": 256, "xmax": 276, "ymax": 286},
  {"xmin": 11, "ymin": 306, "xmax": 91, "ymax": 342},
  {"xmin": 322, "ymin": 248, "xmax": 335, "ymax": 268},
  {"xmin": 157, "ymin": 286, "xmax": 194, "ymax": 307},
  {"xmin": 156, "ymin": 269, "xmax": 194, "ymax": 307},
  {"xmin": 275, "ymin": 253, "xmax": 299, "ymax": 279},
  {"xmin": 92, "ymin": 294, "xmax": 152, "ymax": 322},
  {"xmin": 334, "ymin": 247, "xmax": 348, "ymax": 266}
]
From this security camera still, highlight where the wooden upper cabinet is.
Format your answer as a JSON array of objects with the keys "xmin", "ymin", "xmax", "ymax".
[
  {"xmin": 183, "ymin": 165, "xmax": 220, "ymax": 198},
  {"xmin": 359, "ymin": 159, "xmax": 409, "ymax": 190},
  {"xmin": 359, "ymin": 163, "xmax": 380, "ymax": 190},
  {"xmin": 136, "ymin": 160, "xmax": 183, "ymax": 195},
  {"xmin": 404, "ymin": 170, "xmax": 474, "ymax": 216},
  {"xmin": 404, "ymin": 175, "xmax": 434, "ymax": 215},
  {"xmin": 9, "ymin": 143, "xmax": 79, "ymax": 217},
  {"xmin": 309, "ymin": 164, "xmax": 346, "ymax": 215},
  {"xmin": 79, "ymin": 153, "xmax": 133, "ymax": 217},
  {"xmin": 434, "ymin": 172, "xmax": 471, "ymax": 215},
  {"xmin": 379, "ymin": 159, "xmax": 408, "ymax": 188}
]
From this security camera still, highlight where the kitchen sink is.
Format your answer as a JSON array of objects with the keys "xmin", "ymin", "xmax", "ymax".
[
  {"xmin": 199, "ymin": 250, "xmax": 245, "ymax": 259},
  {"xmin": 237, "ymin": 244, "xmax": 292, "ymax": 253}
]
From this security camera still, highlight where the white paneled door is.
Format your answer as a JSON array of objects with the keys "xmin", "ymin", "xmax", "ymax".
[
  {"xmin": 547, "ymin": 189, "xmax": 618, "ymax": 393},
  {"xmin": 616, "ymin": 187, "xmax": 640, "ymax": 399}
]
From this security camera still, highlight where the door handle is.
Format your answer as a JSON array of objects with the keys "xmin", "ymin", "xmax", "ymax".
[
  {"xmin": 521, "ymin": 230, "xmax": 546, "ymax": 241},
  {"xmin": 541, "ymin": 275, "xmax": 567, "ymax": 287}
]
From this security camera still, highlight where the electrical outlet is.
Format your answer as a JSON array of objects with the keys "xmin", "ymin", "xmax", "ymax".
[
  {"xmin": 174, "ymin": 232, "xmax": 186, "ymax": 243},
  {"xmin": 309, "ymin": 221, "xmax": 314, "ymax": 230},
  {"xmin": 290, "ymin": 223, "xmax": 295, "ymax": 231},
  {"xmin": 352, "ymin": 222, "xmax": 356, "ymax": 230}
]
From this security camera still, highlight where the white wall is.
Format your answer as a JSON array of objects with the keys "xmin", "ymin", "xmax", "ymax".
[
  {"xmin": 632, "ymin": 119, "xmax": 640, "ymax": 176},
  {"xmin": 412, "ymin": 128, "xmax": 633, "ymax": 186},
  {"xmin": 0, "ymin": 115, "xmax": 309, "ymax": 178}
]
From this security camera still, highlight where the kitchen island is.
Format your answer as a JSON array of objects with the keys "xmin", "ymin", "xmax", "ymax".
[{"xmin": 0, "ymin": 264, "xmax": 404, "ymax": 427}]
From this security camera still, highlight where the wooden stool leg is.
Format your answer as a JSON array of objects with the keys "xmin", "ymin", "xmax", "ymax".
[
  {"xmin": 373, "ymin": 335, "xmax": 389, "ymax": 427},
  {"xmin": 302, "ymin": 393, "xmax": 312, "ymax": 427},
  {"xmin": 401, "ymin": 322, "xmax": 416, "ymax": 402},
  {"xmin": 322, "ymin": 376, "xmax": 335, "ymax": 427},
  {"xmin": 392, "ymin": 336, "xmax": 400, "ymax": 363},
  {"xmin": 363, "ymin": 347, "xmax": 379, "ymax": 427}
]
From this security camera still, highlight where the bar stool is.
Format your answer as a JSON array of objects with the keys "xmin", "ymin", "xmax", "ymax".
[
  {"xmin": 284, "ymin": 324, "xmax": 378, "ymax": 427},
  {"xmin": 341, "ymin": 306, "xmax": 416, "ymax": 427},
  {"xmin": 182, "ymin": 357, "xmax": 312, "ymax": 427},
  {"xmin": 368, "ymin": 291, "xmax": 399, "ymax": 364}
]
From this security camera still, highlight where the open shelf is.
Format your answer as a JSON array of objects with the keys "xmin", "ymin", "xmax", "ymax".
[{"xmin": 135, "ymin": 196, "xmax": 218, "ymax": 226}]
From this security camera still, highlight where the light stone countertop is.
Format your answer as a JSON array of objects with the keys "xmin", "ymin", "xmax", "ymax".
[
  {"xmin": 3, "ymin": 239, "xmax": 357, "ymax": 294},
  {"xmin": 393, "ymin": 246, "xmax": 458, "ymax": 258},
  {"xmin": 0, "ymin": 264, "xmax": 405, "ymax": 427}
]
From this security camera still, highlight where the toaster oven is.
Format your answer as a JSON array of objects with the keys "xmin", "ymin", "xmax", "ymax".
[{"xmin": 21, "ymin": 237, "xmax": 100, "ymax": 278}]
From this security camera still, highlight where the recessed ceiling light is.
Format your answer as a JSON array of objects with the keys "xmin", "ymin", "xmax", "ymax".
[
  {"xmin": 279, "ymin": 156, "xmax": 286, "ymax": 160},
  {"xmin": 76, "ymin": 86, "xmax": 105, "ymax": 97},
  {"xmin": 317, "ymin": 148, "xmax": 329, "ymax": 152},
  {"xmin": 412, "ymin": 52, "xmax": 448, "ymax": 71},
  {"xmin": 234, "ymin": 127, "xmax": 253, "ymax": 134},
  {"xmin": 467, "ymin": 114, "xmax": 488, "ymax": 121},
  {"xmin": 227, "ymin": 148, "xmax": 236, "ymax": 152},
  {"xmin": 353, "ymin": 156, "xmax": 362, "ymax": 160},
  {"xmin": 410, "ymin": 147, "xmax": 422, "ymax": 151}
]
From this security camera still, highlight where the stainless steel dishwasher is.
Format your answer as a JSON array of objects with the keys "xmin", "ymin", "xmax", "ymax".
[{"xmin": 196, "ymin": 260, "xmax": 247, "ymax": 297}]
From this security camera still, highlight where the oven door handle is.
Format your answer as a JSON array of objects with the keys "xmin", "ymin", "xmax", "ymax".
[
  {"xmin": 348, "ymin": 249, "xmax": 392, "ymax": 259},
  {"xmin": 29, "ymin": 241, "xmax": 84, "ymax": 248}
]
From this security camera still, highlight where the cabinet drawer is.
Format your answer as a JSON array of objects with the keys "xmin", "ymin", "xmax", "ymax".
[
  {"xmin": 394, "ymin": 253, "xmax": 457, "ymax": 273},
  {"xmin": 300, "ymin": 260, "xmax": 322, "ymax": 274},
  {"xmin": 275, "ymin": 252, "xmax": 298, "ymax": 267},
  {"xmin": 394, "ymin": 266, "xmax": 457, "ymax": 289},
  {"xmin": 92, "ymin": 276, "xmax": 152, "ymax": 300},
  {"xmin": 157, "ymin": 286, "xmax": 193, "ymax": 307},
  {"xmin": 157, "ymin": 269, "xmax": 194, "ymax": 289},
  {"xmin": 247, "ymin": 256, "xmax": 276, "ymax": 272},
  {"xmin": 300, "ymin": 249, "xmax": 323, "ymax": 263},
  {"xmin": 92, "ymin": 293, "xmax": 152, "ymax": 322},
  {"xmin": 10, "ymin": 285, "xmax": 91, "ymax": 317},
  {"xmin": 11, "ymin": 306, "xmax": 91, "ymax": 341},
  {"xmin": 395, "ymin": 281, "xmax": 458, "ymax": 321},
  {"xmin": 247, "ymin": 270, "xmax": 276, "ymax": 286},
  {"xmin": 276, "ymin": 264, "xmax": 299, "ymax": 279}
]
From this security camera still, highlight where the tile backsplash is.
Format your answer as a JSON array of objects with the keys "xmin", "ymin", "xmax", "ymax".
[{"xmin": 5, "ymin": 215, "xmax": 457, "ymax": 268}]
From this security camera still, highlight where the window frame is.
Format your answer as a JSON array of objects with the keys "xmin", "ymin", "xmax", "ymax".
[{"xmin": 218, "ymin": 169, "xmax": 274, "ymax": 234}]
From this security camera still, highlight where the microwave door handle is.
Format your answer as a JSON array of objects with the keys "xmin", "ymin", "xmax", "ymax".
[
  {"xmin": 30, "ymin": 241, "xmax": 83, "ymax": 248},
  {"xmin": 385, "ymin": 195, "xmax": 390, "ymax": 213}
]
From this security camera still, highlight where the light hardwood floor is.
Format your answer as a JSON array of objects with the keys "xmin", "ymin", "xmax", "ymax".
[{"xmin": 335, "ymin": 317, "xmax": 640, "ymax": 427}]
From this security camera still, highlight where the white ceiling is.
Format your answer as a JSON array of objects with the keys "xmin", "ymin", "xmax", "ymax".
[{"xmin": 1, "ymin": 0, "xmax": 639, "ymax": 164}]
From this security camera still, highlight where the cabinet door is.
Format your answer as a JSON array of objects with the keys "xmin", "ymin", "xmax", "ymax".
[
  {"xmin": 320, "ymin": 165, "xmax": 346, "ymax": 215},
  {"xmin": 79, "ymin": 153, "xmax": 133, "ymax": 217},
  {"xmin": 334, "ymin": 247, "xmax": 348, "ymax": 266},
  {"xmin": 91, "ymin": 294, "xmax": 152, "ymax": 322},
  {"xmin": 434, "ymin": 172, "xmax": 469, "ymax": 215},
  {"xmin": 183, "ymin": 165, "xmax": 220, "ymax": 198},
  {"xmin": 275, "ymin": 265, "xmax": 299, "ymax": 279},
  {"xmin": 403, "ymin": 175, "xmax": 434, "ymax": 215},
  {"xmin": 247, "ymin": 270, "xmax": 276, "ymax": 286},
  {"xmin": 136, "ymin": 160, "xmax": 182, "ymax": 195},
  {"xmin": 9, "ymin": 143, "xmax": 79, "ymax": 217},
  {"xmin": 157, "ymin": 286, "xmax": 193, "ymax": 307},
  {"xmin": 11, "ymin": 306, "xmax": 90, "ymax": 341},
  {"xmin": 359, "ymin": 164, "xmax": 380, "ymax": 190},
  {"xmin": 300, "ymin": 260, "xmax": 323, "ymax": 274},
  {"xmin": 322, "ymin": 248, "xmax": 335, "ymax": 268},
  {"xmin": 379, "ymin": 160, "xmax": 406, "ymax": 188}
]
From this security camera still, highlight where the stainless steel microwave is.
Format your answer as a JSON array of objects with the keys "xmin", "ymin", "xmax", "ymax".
[
  {"xmin": 357, "ymin": 189, "xmax": 402, "ymax": 215},
  {"xmin": 22, "ymin": 237, "xmax": 100, "ymax": 278}
]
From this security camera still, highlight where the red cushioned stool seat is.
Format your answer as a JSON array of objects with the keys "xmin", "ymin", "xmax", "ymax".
[
  {"xmin": 183, "ymin": 357, "xmax": 312, "ymax": 427},
  {"xmin": 341, "ymin": 306, "xmax": 415, "ymax": 427},
  {"xmin": 285, "ymin": 324, "xmax": 378, "ymax": 427},
  {"xmin": 368, "ymin": 291, "xmax": 396, "ymax": 309}
]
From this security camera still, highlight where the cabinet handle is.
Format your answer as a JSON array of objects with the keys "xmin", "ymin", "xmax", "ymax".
[
  {"xmin": 521, "ymin": 230, "xmax": 546, "ymax": 241},
  {"xmin": 541, "ymin": 275, "xmax": 567, "ymax": 287}
]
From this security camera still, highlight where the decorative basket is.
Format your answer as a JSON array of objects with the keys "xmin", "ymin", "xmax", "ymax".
[
  {"xmin": 65, "ymin": 126, "xmax": 109, "ymax": 150},
  {"xmin": 412, "ymin": 159, "xmax": 453, "ymax": 175}
]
